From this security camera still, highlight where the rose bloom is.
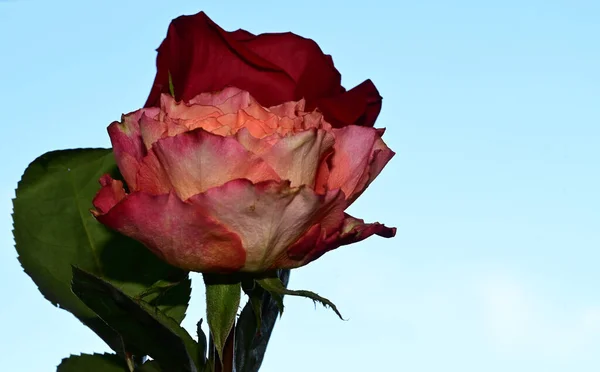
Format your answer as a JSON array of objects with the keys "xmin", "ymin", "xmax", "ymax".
[
  {"xmin": 92, "ymin": 87, "xmax": 395, "ymax": 272},
  {"xmin": 145, "ymin": 11, "xmax": 382, "ymax": 128}
]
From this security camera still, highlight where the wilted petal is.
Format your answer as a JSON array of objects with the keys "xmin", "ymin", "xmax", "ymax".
[
  {"xmin": 189, "ymin": 179, "xmax": 345, "ymax": 271},
  {"xmin": 94, "ymin": 189, "xmax": 246, "ymax": 272},
  {"xmin": 152, "ymin": 129, "xmax": 279, "ymax": 200}
]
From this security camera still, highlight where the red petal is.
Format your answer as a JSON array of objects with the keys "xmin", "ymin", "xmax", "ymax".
[
  {"xmin": 143, "ymin": 12, "xmax": 381, "ymax": 127},
  {"xmin": 145, "ymin": 12, "xmax": 296, "ymax": 108},
  {"xmin": 318, "ymin": 79, "xmax": 382, "ymax": 127}
]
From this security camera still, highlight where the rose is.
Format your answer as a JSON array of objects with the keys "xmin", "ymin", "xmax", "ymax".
[
  {"xmin": 145, "ymin": 11, "xmax": 382, "ymax": 128},
  {"xmin": 92, "ymin": 87, "xmax": 395, "ymax": 272}
]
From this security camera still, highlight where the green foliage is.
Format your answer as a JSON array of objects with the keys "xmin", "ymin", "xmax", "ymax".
[
  {"xmin": 136, "ymin": 361, "xmax": 163, "ymax": 372},
  {"xmin": 57, "ymin": 353, "xmax": 128, "ymax": 372},
  {"xmin": 203, "ymin": 274, "xmax": 241, "ymax": 363},
  {"xmin": 12, "ymin": 148, "xmax": 191, "ymax": 353},
  {"xmin": 257, "ymin": 275, "xmax": 343, "ymax": 320},
  {"xmin": 168, "ymin": 70, "xmax": 176, "ymax": 98},
  {"xmin": 234, "ymin": 270, "xmax": 290, "ymax": 372},
  {"xmin": 71, "ymin": 267, "xmax": 201, "ymax": 372},
  {"xmin": 196, "ymin": 319, "xmax": 208, "ymax": 367}
]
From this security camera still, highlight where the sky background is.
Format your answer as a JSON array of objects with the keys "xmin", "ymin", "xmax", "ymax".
[{"xmin": 1, "ymin": 0, "xmax": 599, "ymax": 371}]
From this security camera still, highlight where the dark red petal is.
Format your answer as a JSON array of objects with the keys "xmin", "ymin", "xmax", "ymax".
[
  {"xmin": 241, "ymin": 32, "xmax": 342, "ymax": 103},
  {"xmin": 318, "ymin": 79, "xmax": 383, "ymax": 127},
  {"xmin": 145, "ymin": 12, "xmax": 296, "ymax": 108},
  {"xmin": 144, "ymin": 12, "xmax": 346, "ymax": 112}
]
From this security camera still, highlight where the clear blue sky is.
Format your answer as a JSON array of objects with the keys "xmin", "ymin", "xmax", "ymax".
[{"xmin": 1, "ymin": 1, "xmax": 599, "ymax": 371}]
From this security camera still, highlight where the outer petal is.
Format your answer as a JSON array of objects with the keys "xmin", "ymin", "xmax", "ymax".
[
  {"xmin": 92, "ymin": 180, "xmax": 246, "ymax": 272},
  {"xmin": 92, "ymin": 175, "xmax": 126, "ymax": 214},
  {"xmin": 107, "ymin": 108, "xmax": 159, "ymax": 188},
  {"xmin": 276, "ymin": 214, "xmax": 396, "ymax": 269},
  {"xmin": 151, "ymin": 129, "xmax": 280, "ymax": 200},
  {"xmin": 188, "ymin": 179, "xmax": 346, "ymax": 272},
  {"xmin": 326, "ymin": 125, "xmax": 394, "ymax": 203},
  {"xmin": 361, "ymin": 136, "xmax": 396, "ymax": 197}
]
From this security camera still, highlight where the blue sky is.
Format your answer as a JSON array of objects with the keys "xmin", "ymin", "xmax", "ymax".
[{"xmin": 1, "ymin": 0, "xmax": 599, "ymax": 371}]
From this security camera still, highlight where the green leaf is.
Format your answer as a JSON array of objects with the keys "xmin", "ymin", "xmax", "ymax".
[
  {"xmin": 57, "ymin": 353, "xmax": 128, "ymax": 372},
  {"xmin": 71, "ymin": 267, "xmax": 200, "ymax": 372},
  {"xmin": 12, "ymin": 148, "xmax": 191, "ymax": 352},
  {"xmin": 235, "ymin": 270, "xmax": 289, "ymax": 372},
  {"xmin": 203, "ymin": 274, "xmax": 241, "ymax": 362},
  {"xmin": 135, "ymin": 277, "xmax": 192, "ymax": 325},
  {"xmin": 168, "ymin": 70, "xmax": 176, "ymax": 98},
  {"xmin": 256, "ymin": 275, "xmax": 344, "ymax": 320}
]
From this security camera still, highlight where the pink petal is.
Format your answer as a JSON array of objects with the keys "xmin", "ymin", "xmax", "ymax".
[
  {"xmin": 151, "ymin": 129, "xmax": 280, "ymax": 200},
  {"xmin": 139, "ymin": 113, "xmax": 167, "ymax": 150},
  {"xmin": 279, "ymin": 213, "xmax": 396, "ymax": 268},
  {"xmin": 327, "ymin": 125, "xmax": 394, "ymax": 202},
  {"xmin": 261, "ymin": 129, "xmax": 335, "ymax": 188},
  {"xmin": 234, "ymin": 128, "xmax": 280, "ymax": 155},
  {"xmin": 94, "ymin": 189, "xmax": 246, "ymax": 272},
  {"xmin": 91, "ymin": 175, "xmax": 126, "ymax": 215},
  {"xmin": 359, "ymin": 136, "xmax": 395, "ymax": 199},
  {"xmin": 135, "ymin": 150, "xmax": 173, "ymax": 195},
  {"xmin": 189, "ymin": 179, "xmax": 345, "ymax": 271},
  {"xmin": 107, "ymin": 111, "xmax": 146, "ymax": 189}
]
